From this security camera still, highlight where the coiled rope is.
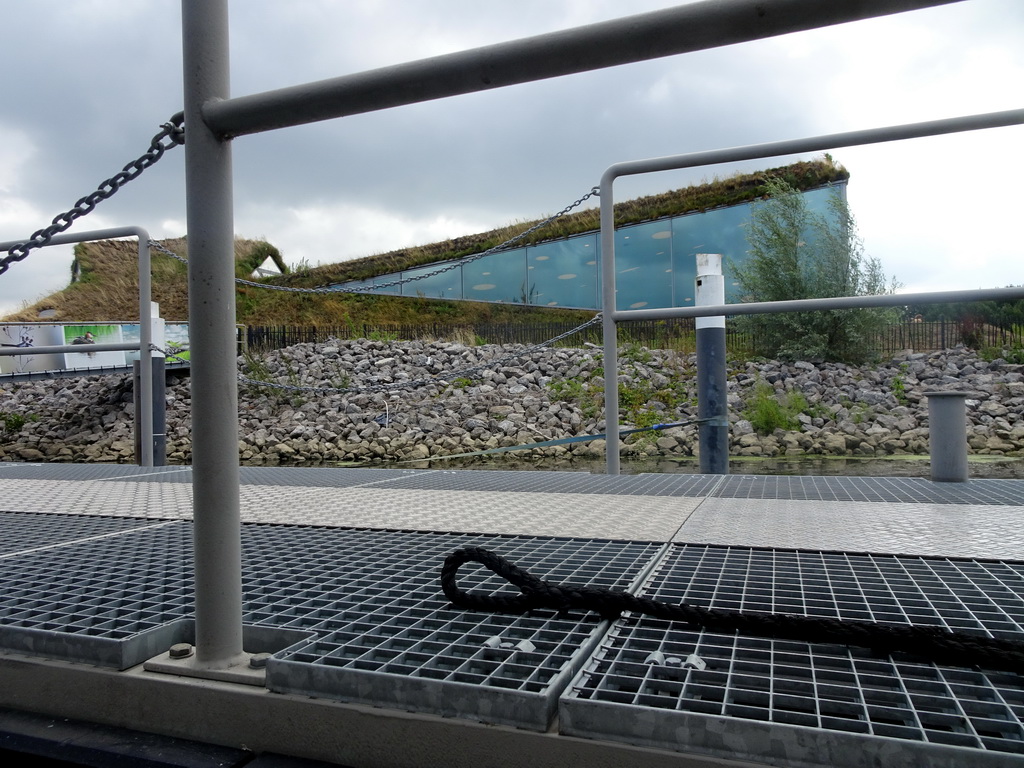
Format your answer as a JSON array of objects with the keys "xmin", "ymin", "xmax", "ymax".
[{"xmin": 441, "ymin": 547, "xmax": 1024, "ymax": 674}]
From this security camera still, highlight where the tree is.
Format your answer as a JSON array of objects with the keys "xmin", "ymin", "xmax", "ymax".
[{"xmin": 732, "ymin": 178, "xmax": 899, "ymax": 363}]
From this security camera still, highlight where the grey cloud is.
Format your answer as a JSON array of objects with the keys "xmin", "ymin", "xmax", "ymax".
[{"xmin": 2, "ymin": 0, "xmax": 1022, "ymax": 314}]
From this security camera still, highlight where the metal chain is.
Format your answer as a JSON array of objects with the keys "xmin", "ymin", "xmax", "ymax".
[
  {"xmin": 238, "ymin": 313, "xmax": 603, "ymax": 395},
  {"xmin": 0, "ymin": 113, "xmax": 186, "ymax": 277},
  {"xmin": 149, "ymin": 344, "xmax": 190, "ymax": 365},
  {"xmin": 151, "ymin": 186, "xmax": 601, "ymax": 295}
]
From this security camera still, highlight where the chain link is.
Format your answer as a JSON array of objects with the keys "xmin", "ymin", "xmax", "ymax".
[
  {"xmin": 149, "ymin": 344, "xmax": 191, "ymax": 365},
  {"xmin": 151, "ymin": 186, "xmax": 601, "ymax": 296},
  {"xmin": 0, "ymin": 113, "xmax": 185, "ymax": 277},
  {"xmin": 239, "ymin": 313, "xmax": 603, "ymax": 395}
]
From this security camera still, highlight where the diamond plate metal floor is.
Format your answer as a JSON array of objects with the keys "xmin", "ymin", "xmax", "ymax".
[
  {"xmin": 677, "ymin": 498, "xmax": 1024, "ymax": 559},
  {"xmin": 1, "ymin": 463, "xmax": 1023, "ymax": 766}
]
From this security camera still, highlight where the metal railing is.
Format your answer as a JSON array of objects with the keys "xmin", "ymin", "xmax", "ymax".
[
  {"xmin": 597, "ymin": 112, "xmax": 1024, "ymax": 474},
  {"xmin": 179, "ymin": 0, "xmax": 995, "ymax": 670},
  {"xmin": 0, "ymin": 228, "xmax": 163, "ymax": 467}
]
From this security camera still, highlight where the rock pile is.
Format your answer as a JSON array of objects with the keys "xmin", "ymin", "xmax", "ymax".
[{"xmin": 1, "ymin": 338, "xmax": 1022, "ymax": 465}]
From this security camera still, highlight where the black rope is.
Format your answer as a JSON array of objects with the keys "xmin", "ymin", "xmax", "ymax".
[{"xmin": 441, "ymin": 547, "xmax": 1024, "ymax": 674}]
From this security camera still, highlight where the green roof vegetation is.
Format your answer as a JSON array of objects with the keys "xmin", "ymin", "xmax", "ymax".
[
  {"xmin": 2, "ymin": 158, "xmax": 847, "ymax": 328},
  {"xmin": 274, "ymin": 158, "xmax": 848, "ymax": 289}
]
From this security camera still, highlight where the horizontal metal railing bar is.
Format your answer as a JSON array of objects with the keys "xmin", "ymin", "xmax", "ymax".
[
  {"xmin": 0, "ymin": 343, "xmax": 145, "ymax": 357},
  {"xmin": 202, "ymin": 0, "xmax": 962, "ymax": 138},
  {"xmin": 0, "ymin": 361, "xmax": 190, "ymax": 384},
  {"xmin": 0, "ymin": 227, "xmax": 152, "ymax": 252},
  {"xmin": 612, "ymin": 287, "xmax": 1024, "ymax": 323},
  {"xmin": 601, "ymin": 109, "xmax": 1024, "ymax": 184}
]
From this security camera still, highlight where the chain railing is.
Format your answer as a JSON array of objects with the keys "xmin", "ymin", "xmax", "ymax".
[
  {"xmin": 151, "ymin": 344, "xmax": 191, "ymax": 365},
  {"xmin": 0, "ymin": 109, "xmax": 603, "ymax": 394},
  {"xmin": 0, "ymin": 113, "xmax": 185, "ymax": 277},
  {"xmin": 148, "ymin": 187, "xmax": 605, "ymax": 393}
]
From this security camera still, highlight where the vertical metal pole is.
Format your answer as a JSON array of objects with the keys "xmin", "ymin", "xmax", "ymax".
[
  {"xmin": 599, "ymin": 172, "xmax": 620, "ymax": 475},
  {"xmin": 695, "ymin": 254, "xmax": 729, "ymax": 474},
  {"xmin": 133, "ymin": 360, "xmax": 143, "ymax": 463},
  {"xmin": 182, "ymin": 0, "xmax": 245, "ymax": 668},
  {"xmin": 152, "ymin": 355, "xmax": 167, "ymax": 466},
  {"xmin": 138, "ymin": 238, "xmax": 154, "ymax": 467},
  {"xmin": 150, "ymin": 302, "xmax": 167, "ymax": 466}
]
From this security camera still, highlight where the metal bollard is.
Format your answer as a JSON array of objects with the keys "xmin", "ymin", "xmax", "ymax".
[
  {"xmin": 695, "ymin": 253, "xmax": 729, "ymax": 475},
  {"xmin": 925, "ymin": 391, "xmax": 970, "ymax": 482}
]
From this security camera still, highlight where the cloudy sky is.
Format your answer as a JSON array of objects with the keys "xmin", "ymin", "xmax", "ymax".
[{"xmin": 1, "ymin": 0, "xmax": 1021, "ymax": 317}]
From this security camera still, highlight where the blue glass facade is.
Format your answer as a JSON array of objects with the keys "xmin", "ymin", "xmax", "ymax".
[{"xmin": 333, "ymin": 183, "xmax": 845, "ymax": 311}]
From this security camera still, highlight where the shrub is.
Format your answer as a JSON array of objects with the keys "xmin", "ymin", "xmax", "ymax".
[{"xmin": 742, "ymin": 380, "xmax": 804, "ymax": 434}]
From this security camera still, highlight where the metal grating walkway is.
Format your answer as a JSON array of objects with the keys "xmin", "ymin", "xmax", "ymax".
[
  {"xmin": 0, "ymin": 463, "xmax": 1023, "ymax": 766},
  {"xmin": 563, "ymin": 544, "xmax": 1024, "ymax": 765},
  {"xmin": 248, "ymin": 527, "xmax": 662, "ymax": 729}
]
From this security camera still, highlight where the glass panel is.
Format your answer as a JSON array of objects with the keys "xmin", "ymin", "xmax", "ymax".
[
  {"xmin": 526, "ymin": 234, "xmax": 599, "ymax": 308},
  {"xmin": 614, "ymin": 221, "xmax": 672, "ymax": 311},
  {"xmin": 334, "ymin": 276, "xmax": 400, "ymax": 295},
  {"xmin": 799, "ymin": 185, "xmax": 846, "ymax": 256},
  {"xmin": 670, "ymin": 204, "xmax": 749, "ymax": 304},
  {"xmin": 321, "ymin": 182, "xmax": 846, "ymax": 310},
  {"xmin": 464, "ymin": 249, "xmax": 527, "ymax": 304},
  {"xmin": 400, "ymin": 264, "xmax": 462, "ymax": 300},
  {"xmin": 804, "ymin": 184, "xmax": 845, "ymax": 217}
]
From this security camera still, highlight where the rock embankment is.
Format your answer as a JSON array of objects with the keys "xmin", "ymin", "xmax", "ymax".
[{"xmin": 1, "ymin": 339, "xmax": 1022, "ymax": 464}]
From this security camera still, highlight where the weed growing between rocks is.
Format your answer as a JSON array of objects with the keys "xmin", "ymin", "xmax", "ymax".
[{"xmin": 742, "ymin": 379, "xmax": 806, "ymax": 434}]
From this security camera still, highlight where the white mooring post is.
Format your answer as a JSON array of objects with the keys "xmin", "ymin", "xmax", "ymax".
[
  {"xmin": 134, "ymin": 302, "xmax": 167, "ymax": 466},
  {"xmin": 695, "ymin": 254, "xmax": 729, "ymax": 474},
  {"xmin": 149, "ymin": 301, "xmax": 167, "ymax": 466}
]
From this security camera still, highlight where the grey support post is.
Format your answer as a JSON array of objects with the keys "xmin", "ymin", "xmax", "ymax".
[
  {"xmin": 600, "ymin": 175, "xmax": 620, "ymax": 476},
  {"xmin": 925, "ymin": 390, "xmax": 970, "ymax": 482},
  {"xmin": 695, "ymin": 254, "xmax": 729, "ymax": 474},
  {"xmin": 182, "ymin": 0, "xmax": 246, "ymax": 670}
]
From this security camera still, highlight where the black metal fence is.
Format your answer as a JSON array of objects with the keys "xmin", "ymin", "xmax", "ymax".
[{"xmin": 243, "ymin": 318, "xmax": 1020, "ymax": 357}]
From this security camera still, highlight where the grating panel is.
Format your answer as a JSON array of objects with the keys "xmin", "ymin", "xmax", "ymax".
[
  {"xmin": 716, "ymin": 475, "xmax": 1024, "ymax": 506},
  {"xmin": 0, "ymin": 510, "xmax": 662, "ymax": 729},
  {"xmin": 562, "ymin": 543, "xmax": 1024, "ymax": 766},
  {"xmin": 236, "ymin": 487, "xmax": 700, "ymax": 540},
  {"xmin": 240, "ymin": 466, "xmax": 430, "ymax": 487},
  {"xmin": 0, "ymin": 463, "xmax": 190, "ymax": 482},
  {"xmin": 0, "ymin": 478, "xmax": 193, "ymax": 519},
  {"xmin": 676, "ymin": 498, "xmax": 1024, "ymax": 560},
  {"xmin": 0, "ymin": 474, "xmax": 702, "ymax": 539},
  {"xmin": 99, "ymin": 466, "xmax": 431, "ymax": 487},
  {"xmin": 0, "ymin": 510, "xmax": 162, "ymax": 556},
  {"xmin": 243, "ymin": 526, "xmax": 663, "ymax": 730},
  {"xmin": 0, "ymin": 519, "xmax": 193, "ymax": 668},
  {"xmin": 378, "ymin": 469, "xmax": 725, "ymax": 497}
]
